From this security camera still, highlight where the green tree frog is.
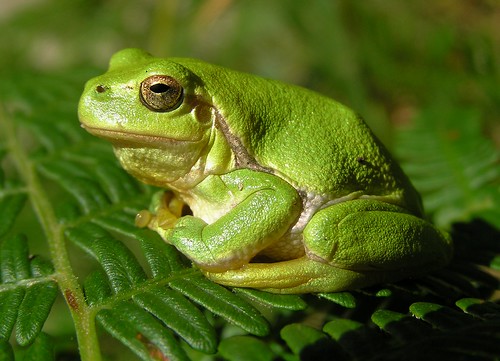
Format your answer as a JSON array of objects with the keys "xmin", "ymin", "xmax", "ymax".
[{"xmin": 78, "ymin": 48, "xmax": 452, "ymax": 294}]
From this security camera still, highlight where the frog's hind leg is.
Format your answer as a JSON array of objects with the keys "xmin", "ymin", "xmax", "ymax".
[
  {"xmin": 302, "ymin": 199, "xmax": 453, "ymax": 275},
  {"xmin": 203, "ymin": 257, "xmax": 393, "ymax": 294},
  {"xmin": 204, "ymin": 198, "xmax": 453, "ymax": 294}
]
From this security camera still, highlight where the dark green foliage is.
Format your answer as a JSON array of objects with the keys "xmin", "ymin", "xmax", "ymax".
[
  {"xmin": 396, "ymin": 107, "xmax": 500, "ymax": 228},
  {"xmin": 18, "ymin": 333, "xmax": 55, "ymax": 361},
  {"xmin": 234, "ymin": 288, "xmax": 307, "ymax": 310},
  {"xmin": 0, "ymin": 235, "xmax": 57, "ymax": 347},
  {"xmin": 218, "ymin": 336, "xmax": 275, "ymax": 361},
  {"xmin": 318, "ymin": 292, "xmax": 358, "ymax": 309},
  {"xmin": 0, "ymin": 192, "xmax": 26, "ymax": 239}
]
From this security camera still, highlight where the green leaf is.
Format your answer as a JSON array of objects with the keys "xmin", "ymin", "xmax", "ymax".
[
  {"xmin": 137, "ymin": 233, "xmax": 186, "ymax": 277},
  {"xmin": 38, "ymin": 162, "xmax": 111, "ymax": 213},
  {"xmin": 456, "ymin": 298, "xmax": 500, "ymax": 318},
  {"xmin": 368, "ymin": 300, "xmax": 500, "ymax": 359},
  {"xmin": 93, "ymin": 213, "xmax": 186, "ymax": 276},
  {"xmin": 281, "ymin": 324, "xmax": 326, "ymax": 355},
  {"xmin": 90, "ymin": 235, "xmax": 148, "ymax": 292},
  {"xmin": 317, "ymin": 292, "xmax": 357, "ymax": 308},
  {"xmin": 66, "ymin": 226, "xmax": 148, "ymax": 292},
  {"xmin": 0, "ymin": 340, "xmax": 14, "ymax": 361},
  {"xmin": 281, "ymin": 323, "xmax": 343, "ymax": 360},
  {"xmin": 1, "ymin": 234, "xmax": 30, "ymax": 282},
  {"xmin": 374, "ymin": 288, "xmax": 393, "ymax": 297},
  {"xmin": 19, "ymin": 333, "xmax": 54, "ymax": 361},
  {"xmin": 234, "ymin": 288, "xmax": 307, "ymax": 310},
  {"xmin": 62, "ymin": 164, "xmax": 269, "ymax": 355},
  {"xmin": 323, "ymin": 319, "xmax": 363, "ymax": 341},
  {"xmin": 218, "ymin": 336, "xmax": 275, "ymax": 361},
  {"xmin": 323, "ymin": 319, "xmax": 384, "ymax": 360},
  {"xmin": 170, "ymin": 276, "xmax": 270, "ymax": 336},
  {"xmin": 410, "ymin": 302, "xmax": 478, "ymax": 329},
  {"xmin": 29, "ymin": 257, "xmax": 55, "ymax": 278},
  {"xmin": 15, "ymin": 282, "xmax": 58, "ymax": 346},
  {"xmin": 96, "ymin": 302, "xmax": 190, "ymax": 361},
  {"xmin": 0, "ymin": 191, "xmax": 26, "ymax": 238},
  {"xmin": 396, "ymin": 107, "xmax": 500, "ymax": 227},
  {"xmin": 0, "ymin": 289, "xmax": 24, "ymax": 340},
  {"xmin": 371, "ymin": 309, "xmax": 432, "ymax": 343},
  {"xmin": 93, "ymin": 161, "xmax": 143, "ymax": 204},
  {"xmin": 83, "ymin": 271, "xmax": 112, "ymax": 306},
  {"xmin": 0, "ymin": 235, "xmax": 57, "ymax": 345},
  {"xmin": 133, "ymin": 288, "xmax": 217, "ymax": 353}
]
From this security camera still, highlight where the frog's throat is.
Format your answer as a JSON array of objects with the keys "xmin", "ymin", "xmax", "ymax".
[{"xmin": 81, "ymin": 125, "xmax": 202, "ymax": 147}]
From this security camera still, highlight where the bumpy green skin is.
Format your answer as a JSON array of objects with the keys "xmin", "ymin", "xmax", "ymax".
[{"xmin": 78, "ymin": 48, "xmax": 453, "ymax": 294}]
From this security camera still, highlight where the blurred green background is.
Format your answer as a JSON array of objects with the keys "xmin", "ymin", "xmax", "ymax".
[{"xmin": 2, "ymin": 0, "xmax": 498, "ymax": 126}]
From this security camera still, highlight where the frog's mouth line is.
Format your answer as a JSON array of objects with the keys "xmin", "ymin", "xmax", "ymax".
[{"xmin": 81, "ymin": 124, "xmax": 201, "ymax": 147}]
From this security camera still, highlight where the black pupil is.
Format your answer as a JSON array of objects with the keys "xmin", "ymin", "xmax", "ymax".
[{"xmin": 150, "ymin": 83, "xmax": 171, "ymax": 93}]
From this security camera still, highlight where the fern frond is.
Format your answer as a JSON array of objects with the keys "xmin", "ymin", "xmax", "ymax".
[
  {"xmin": 0, "ymin": 189, "xmax": 26, "ymax": 239},
  {"xmin": 170, "ymin": 275, "xmax": 270, "ymax": 336},
  {"xmin": 0, "ymin": 340, "xmax": 14, "ymax": 361},
  {"xmin": 16, "ymin": 332, "xmax": 55, "ymax": 361},
  {"xmin": 271, "ymin": 298, "xmax": 500, "ymax": 361},
  {"xmin": 281, "ymin": 323, "xmax": 342, "ymax": 359},
  {"xmin": 95, "ymin": 297, "xmax": 191, "ymax": 361},
  {"xmin": 234, "ymin": 288, "xmax": 307, "ymax": 310},
  {"xmin": 0, "ymin": 235, "xmax": 57, "ymax": 346},
  {"xmin": 1, "ymin": 336, "xmax": 56, "ymax": 361},
  {"xmin": 318, "ymin": 292, "xmax": 358, "ymax": 309},
  {"xmin": 396, "ymin": 107, "xmax": 500, "ymax": 228},
  {"xmin": 218, "ymin": 335, "xmax": 275, "ymax": 361},
  {"xmin": 373, "ymin": 299, "xmax": 500, "ymax": 360}
]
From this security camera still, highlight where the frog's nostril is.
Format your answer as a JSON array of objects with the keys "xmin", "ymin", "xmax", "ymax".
[{"xmin": 96, "ymin": 85, "xmax": 106, "ymax": 93}]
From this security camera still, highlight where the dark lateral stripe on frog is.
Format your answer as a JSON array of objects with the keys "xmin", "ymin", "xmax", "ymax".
[{"xmin": 213, "ymin": 108, "xmax": 274, "ymax": 173}]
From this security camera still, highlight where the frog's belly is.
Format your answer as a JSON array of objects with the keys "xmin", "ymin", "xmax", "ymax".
[
  {"xmin": 255, "ymin": 188, "xmax": 370, "ymax": 262},
  {"xmin": 254, "ymin": 190, "xmax": 327, "ymax": 262},
  {"xmin": 256, "ymin": 234, "xmax": 305, "ymax": 261}
]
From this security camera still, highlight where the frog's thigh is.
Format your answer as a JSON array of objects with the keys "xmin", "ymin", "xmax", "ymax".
[
  {"xmin": 303, "ymin": 199, "xmax": 452, "ymax": 272},
  {"xmin": 205, "ymin": 199, "xmax": 452, "ymax": 294}
]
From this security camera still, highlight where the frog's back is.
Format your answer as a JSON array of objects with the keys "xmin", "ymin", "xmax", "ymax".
[
  {"xmin": 180, "ymin": 59, "xmax": 423, "ymax": 214},
  {"xmin": 252, "ymin": 89, "xmax": 420, "ymax": 211}
]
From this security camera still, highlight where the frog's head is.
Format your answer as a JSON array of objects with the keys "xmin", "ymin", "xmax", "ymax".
[{"xmin": 78, "ymin": 48, "xmax": 221, "ymax": 188}]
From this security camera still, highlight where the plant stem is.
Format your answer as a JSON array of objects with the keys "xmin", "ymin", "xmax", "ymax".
[{"xmin": 0, "ymin": 106, "xmax": 102, "ymax": 361}]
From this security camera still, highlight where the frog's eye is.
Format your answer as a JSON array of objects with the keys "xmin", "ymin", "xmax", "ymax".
[{"xmin": 140, "ymin": 75, "xmax": 183, "ymax": 112}]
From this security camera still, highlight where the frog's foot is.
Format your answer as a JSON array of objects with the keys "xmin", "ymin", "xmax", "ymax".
[
  {"xmin": 135, "ymin": 191, "xmax": 186, "ymax": 231},
  {"xmin": 202, "ymin": 257, "xmax": 410, "ymax": 294}
]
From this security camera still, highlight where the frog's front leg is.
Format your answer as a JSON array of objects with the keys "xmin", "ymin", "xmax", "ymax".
[
  {"xmin": 135, "ymin": 190, "xmax": 186, "ymax": 231},
  {"xmin": 157, "ymin": 169, "xmax": 303, "ymax": 272},
  {"xmin": 206, "ymin": 199, "xmax": 453, "ymax": 293}
]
